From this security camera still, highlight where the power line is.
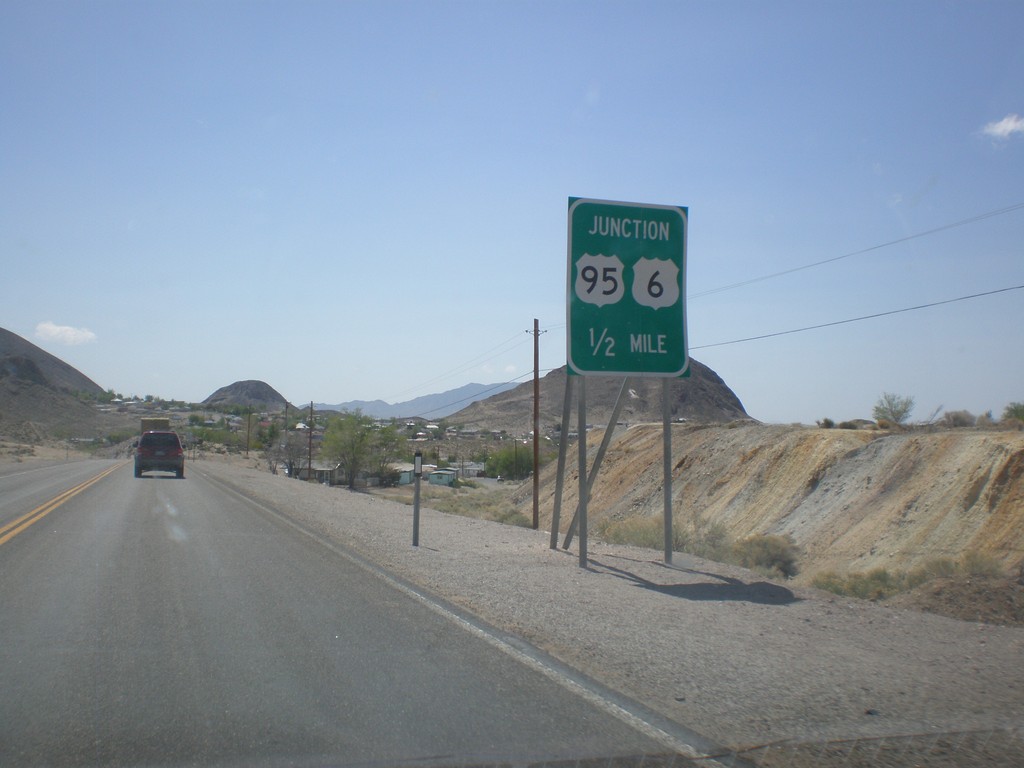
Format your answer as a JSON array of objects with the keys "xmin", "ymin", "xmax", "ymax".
[
  {"xmin": 391, "ymin": 203, "xmax": 1024, "ymax": 404},
  {"xmin": 692, "ymin": 284, "xmax": 1024, "ymax": 350},
  {"xmin": 689, "ymin": 202, "xmax": 1024, "ymax": 300}
]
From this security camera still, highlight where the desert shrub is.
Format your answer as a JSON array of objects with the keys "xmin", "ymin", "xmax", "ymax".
[
  {"xmin": 906, "ymin": 557, "xmax": 958, "ymax": 589},
  {"xmin": 596, "ymin": 514, "xmax": 732, "ymax": 562},
  {"xmin": 811, "ymin": 571, "xmax": 847, "ymax": 595},
  {"xmin": 817, "ymin": 418, "xmax": 835, "ymax": 429},
  {"xmin": 960, "ymin": 550, "xmax": 1005, "ymax": 578},
  {"xmin": 732, "ymin": 534, "xmax": 800, "ymax": 578},
  {"xmin": 597, "ymin": 516, "xmax": 665, "ymax": 550},
  {"xmin": 837, "ymin": 421, "xmax": 860, "ymax": 430},
  {"xmin": 942, "ymin": 410, "xmax": 976, "ymax": 428},
  {"xmin": 815, "ymin": 552, "xmax": 1006, "ymax": 602},
  {"xmin": 846, "ymin": 568, "xmax": 900, "ymax": 600},
  {"xmin": 691, "ymin": 517, "xmax": 732, "ymax": 561},
  {"xmin": 813, "ymin": 569, "xmax": 899, "ymax": 600}
]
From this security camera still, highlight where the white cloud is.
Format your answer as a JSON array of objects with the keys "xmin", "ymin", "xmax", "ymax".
[
  {"xmin": 35, "ymin": 321, "xmax": 97, "ymax": 345},
  {"xmin": 981, "ymin": 113, "xmax": 1024, "ymax": 140}
]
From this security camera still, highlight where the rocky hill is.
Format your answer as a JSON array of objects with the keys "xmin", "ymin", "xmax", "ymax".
[
  {"xmin": 0, "ymin": 328, "xmax": 109, "ymax": 440},
  {"xmin": 0, "ymin": 328, "xmax": 104, "ymax": 395},
  {"xmin": 202, "ymin": 380, "xmax": 290, "ymax": 412},
  {"xmin": 449, "ymin": 359, "xmax": 748, "ymax": 433},
  {"xmin": 515, "ymin": 422, "xmax": 1024, "ymax": 583}
]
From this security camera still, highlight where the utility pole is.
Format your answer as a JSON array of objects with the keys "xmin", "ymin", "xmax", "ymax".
[{"xmin": 527, "ymin": 319, "xmax": 546, "ymax": 529}]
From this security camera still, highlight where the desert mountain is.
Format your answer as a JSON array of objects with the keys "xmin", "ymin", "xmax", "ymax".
[
  {"xmin": 202, "ymin": 380, "xmax": 290, "ymax": 412},
  {"xmin": 449, "ymin": 359, "xmax": 749, "ymax": 433},
  {"xmin": 0, "ymin": 327, "xmax": 109, "ymax": 440},
  {"xmin": 318, "ymin": 382, "xmax": 519, "ymax": 420},
  {"xmin": 0, "ymin": 328, "xmax": 104, "ymax": 396}
]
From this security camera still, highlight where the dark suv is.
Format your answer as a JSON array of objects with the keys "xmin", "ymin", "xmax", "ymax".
[{"xmin": 134, "ymin": 431, "xmax": 185, "ymax": 478}]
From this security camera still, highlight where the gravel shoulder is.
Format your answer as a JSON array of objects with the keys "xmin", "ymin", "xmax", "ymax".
[{"xmin": 194, "ymin": 459, "xmax": 1023, "ymax": 762}]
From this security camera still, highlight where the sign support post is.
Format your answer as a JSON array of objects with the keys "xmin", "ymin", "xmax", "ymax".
[
  {"xmin": 663, "ymin": 379, "xmax": 673, "ymax": 564},
  {"xmin": 577, "ymin": 378, "xmax": 587, "ymax": 568},
  {"xmin": 562, "ymin": 377, "xmax": 631, "ymax": 550},
  {"xmin": 550, "ymin": 375, "xmax": 574, "ymax": 550}
]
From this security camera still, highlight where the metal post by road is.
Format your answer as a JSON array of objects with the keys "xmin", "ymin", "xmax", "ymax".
[
  {"xmin": 413, "ymin": 450, "xmax": 423, "ymax": 547},
  {"xmin": 550, "ymin": 375, "xmax": 574, "ymax": 550},
  {"xmin": 562, "ymin": 377, "xmax": 630, "ymax": 550},
  {"xmin": 663, "ymin": 379, "xmax": 673, "ymax": 564},
  {"xmin": 577, "ymin": 378, "xmax": 587, "ymax": 568}
]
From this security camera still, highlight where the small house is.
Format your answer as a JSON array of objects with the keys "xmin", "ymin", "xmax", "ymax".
[{"xmin": 427, "ymin": 468, "xmax": 457, "ymax": 487}]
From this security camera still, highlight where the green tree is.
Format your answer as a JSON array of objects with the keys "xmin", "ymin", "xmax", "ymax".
[
  {"xmin": 321, "ymin": 411, "xmax": 407, "ymax": 488},
  {"xmin": 1003, "ymin": 402, "xmax": 1024, "ymax": 423},
  {"xmin": 485, "ymin": 440, "xmax": 554, "ymax": 480},
  {"xmin": 322, "ymin": 411, "xmax": 372, "ymax": 488},
  {"xmin": 873, "ymin": 392, "xmax": 915, "ymax": 425},
  {"xmin": 370, "ymin": 422, "xmax": 405, "ymax": 485},
  {"xmin": 485, "ymin": 443, "xmax": 522, "ymax": 480}
]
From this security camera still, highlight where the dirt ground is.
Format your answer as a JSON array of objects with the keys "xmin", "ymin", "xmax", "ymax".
[
  {"xmin": 0, "ymin": 439, "xmax": 87, "ymax": 463},
  {"xmin": 886, "ymin": 575, "xmax": 1024, "ymax": 626}
]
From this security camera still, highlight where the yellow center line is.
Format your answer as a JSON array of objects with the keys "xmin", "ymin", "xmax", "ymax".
[{"xmin": 0, "ymin": 462, "xmax": 127, "ymax": 546}]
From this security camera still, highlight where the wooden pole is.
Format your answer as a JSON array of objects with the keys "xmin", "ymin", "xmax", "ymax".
[{"xmin": 532, "ymin": 318, "xmax": 540, "ymax": 529}]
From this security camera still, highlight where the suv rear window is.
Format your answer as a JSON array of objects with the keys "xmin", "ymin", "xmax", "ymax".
[{"xmin": 141, "ymin": 433, "xmax": 181, "ymax": 448}]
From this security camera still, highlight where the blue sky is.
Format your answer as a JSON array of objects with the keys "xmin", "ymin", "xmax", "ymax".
[{"xmin": 2, "ymin": 0, "xmax": 1022, "ymax": 424}]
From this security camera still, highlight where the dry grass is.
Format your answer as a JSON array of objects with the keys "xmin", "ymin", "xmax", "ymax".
[
  {"xmin": 812, "ymin": 551, "xmax": 1008, "ymax": 600},
  {"xmin": 369, "ymin": 483, "xmax": 533, "ymax": 528}
]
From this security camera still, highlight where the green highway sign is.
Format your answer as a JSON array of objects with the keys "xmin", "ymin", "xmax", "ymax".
[{"xmin": 567, "ymin": 198, "xmax": 688, "ymax": 376}]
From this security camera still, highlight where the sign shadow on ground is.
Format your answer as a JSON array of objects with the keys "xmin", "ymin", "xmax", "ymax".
[{"xmin": 590, "ymin": 558, "xmax": 801, "ymax": 606}]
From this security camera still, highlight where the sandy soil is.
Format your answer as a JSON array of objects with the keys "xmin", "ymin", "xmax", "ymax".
[{"xmin": 191, "ymin": 456, "xmax": 1023, "ymax": 766}]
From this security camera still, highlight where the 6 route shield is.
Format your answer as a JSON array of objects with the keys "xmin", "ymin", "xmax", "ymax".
[{"xmin": 567, "ymin": 198, "xmax": 688, "ymax": 376}]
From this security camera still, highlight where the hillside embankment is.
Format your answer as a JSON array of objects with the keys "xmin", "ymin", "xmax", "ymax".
[{"xmin": 519, "ymin": 423, "xmax": 1024, "ymax": 582}]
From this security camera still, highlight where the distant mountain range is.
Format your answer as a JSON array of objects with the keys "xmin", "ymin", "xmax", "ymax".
[
  {"xmin": 316, "ymin": 382, "xmax": 519, "ymax": 420},
  {"xmin": 0, "ymin": 323, "xmax": 749, "ymax": 442}
]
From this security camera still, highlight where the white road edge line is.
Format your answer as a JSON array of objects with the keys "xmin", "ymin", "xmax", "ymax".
[
  {"xmin": 385, "ymin": 569, "xmax": 716, "ymax": 762},
  {"xmin": 199, "ymin": 469, "xmax": 737, "ymax": 766}
]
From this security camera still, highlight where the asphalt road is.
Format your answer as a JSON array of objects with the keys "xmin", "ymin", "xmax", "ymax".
[{"xmin": 0, "ymin": 460, "xmax": 679, "ymax": 767}]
